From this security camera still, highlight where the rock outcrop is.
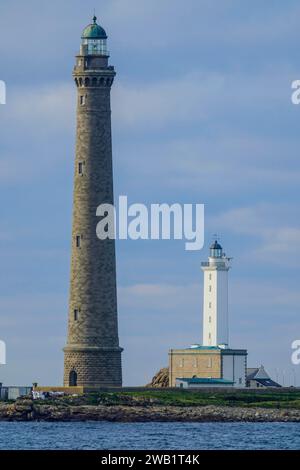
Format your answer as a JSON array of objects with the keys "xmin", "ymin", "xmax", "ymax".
[
  {"xmin": 146, "ymin": 367, "xmax": 169, "ymax": 388},
  {"xmin": 1, "ymin": 399, "xmax": 300, "ymax": 422}
]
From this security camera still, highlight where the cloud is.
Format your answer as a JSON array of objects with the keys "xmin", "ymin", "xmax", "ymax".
[
  {"xmin": 3, "ymin": 83, "xmax": 75, "ymax": 136},
  {"xmin": 0, "ymin": 293, "xmax": 67, "ymax": 329},
  {"xmin": 106, "ymin": 0, "xmax": 300, "ymax": 54},
  {"xmin": 119, "ymin": 282, "xmax": 200, "ymax": 312},
  {"xmin": 111, "ymin": 68, "xmax": 299, "ymax": 198},
  {"xmin": 113, "ymin": 73, "xmax": 224, "ymax": 130},
  {"xmin": 114, "ymin": 133, "xmax": 300, "ymax": 201},
  {"xmin": 0, "ymin": 83, "xmax": 75, "ymax": 183},
  {"xmin": 0, "ymin": 291, "xmax": 67, "ymax": 385},
  {"xmin": 112, "ymin": 68, "xmax": 290, "ymax": 132},
  {"xmin": 209, "ymin": 203, "xmax": 300, "ymax": 266},
  {"xmin": 232, "ymin": 279, "xmax": 300, "ymax": 311}
]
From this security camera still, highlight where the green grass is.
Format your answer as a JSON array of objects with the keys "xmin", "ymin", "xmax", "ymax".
[
  {"xmin": 9, "ymin": 389, "xmax": 300, "ymax": 410},
  {"xmin": 75, "ymin": 389, "xmax": 300, "ymax": 409}
]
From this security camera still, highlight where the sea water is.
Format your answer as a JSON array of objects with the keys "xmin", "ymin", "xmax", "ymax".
[{"xmin": 0, "ymin": 421, "xmax": 299, "ymax": 450}]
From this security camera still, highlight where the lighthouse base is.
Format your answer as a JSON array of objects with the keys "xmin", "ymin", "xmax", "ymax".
[{"xmin": 63, "ymin": 345, "xmax": 123, "ymax": 388}]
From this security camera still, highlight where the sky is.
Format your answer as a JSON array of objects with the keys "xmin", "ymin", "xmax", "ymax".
[{"xmin": 0, "ymin": 0, "xmax": 300, "ymax": 387}]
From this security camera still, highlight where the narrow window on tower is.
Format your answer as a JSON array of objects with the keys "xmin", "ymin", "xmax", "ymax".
[
  {"xmin": 209, "ymin": 285, "xmax": 212, "ymax": 292},
  {"xmin": 209, "ymin": 274, "xmax": 212, "ymax": 280},
  {"xmin": 209, "ymin": 316, "xmax": 212, "ymax": 323},
  {"xmin": 78, "ymin": 161, "xmax": 84, "ymax": 175},
  {"xmin": 209, "ymin": 302, "xmax": 212, "ymax": 308},
  {"xmin": 76, "ymin": 235, "xmax": 81, "ymax": 248},
  {"xmin": 80, "ymin": 95, "xmax": 85, "ymax": 105},
  {"xmin": 208, "ymin": 332, "xmax": 211, "ymax": 339},
  {"xmin": 74, "ymin": 309, "xmax": 79, "ymax": 321}
]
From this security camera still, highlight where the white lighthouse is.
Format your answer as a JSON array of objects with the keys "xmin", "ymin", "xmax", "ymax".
[
  {"xmin": 169, "ymin": 239, "xmax": 247, "ymax": 388},
  {"xmin": 201, "ymin": 240, "xmax": 230, "ymax": 347}
]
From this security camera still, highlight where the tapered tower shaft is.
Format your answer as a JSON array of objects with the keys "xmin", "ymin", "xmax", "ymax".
[{"xmin": 63, "ymin": 17, "xmax": 122, "ymax": 388}]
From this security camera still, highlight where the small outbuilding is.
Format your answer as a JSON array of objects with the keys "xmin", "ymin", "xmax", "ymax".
[
  {"xmin": 0, "ymin": 384, "xmax": 32, "ymax": 400},
  {"xmin": 246, "ymin": 365, "xmax": 281, "ymax": 388}
]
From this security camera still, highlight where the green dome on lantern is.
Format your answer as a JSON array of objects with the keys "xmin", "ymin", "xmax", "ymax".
[{"xmin": 82, "ymin": 16, "xmax": 107, "ymax": 40}]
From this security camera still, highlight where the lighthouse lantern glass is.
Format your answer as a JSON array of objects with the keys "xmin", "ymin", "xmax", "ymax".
[
  {"xmin": 210, "ymin": 247, "xmax": 222, "ymax": 258},
  {"xmin": 82, "ymin": 38, "xmax": 108, "ymax": 55}
]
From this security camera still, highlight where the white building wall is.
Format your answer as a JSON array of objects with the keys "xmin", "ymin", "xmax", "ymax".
[
  {"xmin": 176, "ymin": 380, "xmax": 234, "ymax": 389},
  {"xmin": 222, "ymin": 354, "xmax": 246, "ymax": 387},
  {"xmin": 202, "ymin": 269, "xmax": 217, "ymax": 346},
  {"xmin": 216, "ymin": 270, "xmax": 229, "ymax": 346},
  {"xmin": 202, "ymin": 264, "xmax": 229, "ymax": 347}
]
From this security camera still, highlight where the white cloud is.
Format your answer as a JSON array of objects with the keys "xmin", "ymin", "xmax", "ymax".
[
  {"xmin": 106, "ymin": 0, "xmax": 300, "ymax": 52},
  {"xmin": 0, "ymin": 83, "xmax": 75, "ymax": 183},
  {"xmin": 112, "ymin": 73, "xmax": 224, "ymax": 130},
  {"xmin": 0, "ymin": 293, "xmax": 67, "ymax": 329},
  {"xmin": 209, "ymin": 203, "xmax": 300, "ymax": 266},
  {"xmin": 112, "ymin": 69, "xmax": 289, "ymax": 131},
  {"xmin": 4, "ymin": 83, "xmax": 75, "ymax": 135},
  {"xmin": 232, "ymin": 279, "xmax": 300, "ymax": 310},
  {"xmin": 119, "ymin": 282, "xmax": 200, "ymax": 311}
]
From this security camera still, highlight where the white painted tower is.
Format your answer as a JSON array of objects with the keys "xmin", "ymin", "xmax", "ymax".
[{"xmin": 201, "ymin": 241, "xmax": 230, "ymax": 347}]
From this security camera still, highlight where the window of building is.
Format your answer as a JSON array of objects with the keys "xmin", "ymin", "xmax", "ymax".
[
  {"xmin": 207, "ymin": 357, "xmax": 212, "ymax": 368},
  {"xmin": 74, "ymin": 309, "xmax": 79, "ymax": 321},
  {"xmin": 193, "ymin": 358, "xmax": 198, "ymax": 368},
  {"xmin": 208, "ymin": 332, "xmax": 211, "ymax": 339},
  {"xmin": 76, "ymin": 235, "xmax": 81, "ymax": 248},
  {"xmin": 239, "ymin": 378, "xmax": 242, "ymax": 384},
  {"xmin": 78, "ymin": 161, "xmax": 84, "ymax": 175},
  {"xmin": 209, "ymin": 274, "xmax": 212, "ymax": 280},
  {"xmin": 179, "ymin": 358, "xmax": 184, "ymax": 368},
  {"xmin": 209, "ymin": 285, "xmax": 212, "ymax": 292},
  {"xmin": 69, "ymin": 370, "xmax": 77, "ymax": 386},
  {"xmin": 209, "ymin": 316, "xmax": 212, "ymax": 323},
  {"xmin": 80, "ymin": 95, "xmax": 86, "ymax": 105},
  {"xmin": 209, "ymin": 302, "xmax": 212, "ymax": 308}
]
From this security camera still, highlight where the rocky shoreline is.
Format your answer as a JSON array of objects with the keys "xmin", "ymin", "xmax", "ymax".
[{"xmin": 1, "ymin": 400, "xmax": 300, "ymax": 422}]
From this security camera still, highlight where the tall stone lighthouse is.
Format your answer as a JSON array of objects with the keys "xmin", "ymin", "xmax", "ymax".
[{"xmin": 63, "ymin": 17, "xmax": 123, "ymax": 388}]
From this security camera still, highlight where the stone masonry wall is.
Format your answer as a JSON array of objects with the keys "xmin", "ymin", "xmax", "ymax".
[{"xmin": 169, "ymin": 349, "xmax": 221, "ymax": 387}]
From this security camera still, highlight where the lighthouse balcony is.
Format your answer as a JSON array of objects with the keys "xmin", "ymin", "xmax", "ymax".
[{"xmin": 201, "ymin": 259, "xmax": 230, "ymax": 268}]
